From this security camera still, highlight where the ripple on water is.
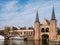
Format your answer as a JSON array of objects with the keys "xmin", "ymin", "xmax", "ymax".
[
  {"xmin": 0, "ymin": 40, "xmax": 60, "ymax": 45},
  {"xmin": 0, "ymin": 40, "xmax": 4, "ymax": 45}
]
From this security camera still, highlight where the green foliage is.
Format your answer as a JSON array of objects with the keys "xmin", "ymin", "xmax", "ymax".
[
  {"xmin": 4, "ymin": 27, "xmax": 11, "ymax": 35},
  {"xmin": 57, "ymin": 27, "xmax": 60, "ymax": 35}
]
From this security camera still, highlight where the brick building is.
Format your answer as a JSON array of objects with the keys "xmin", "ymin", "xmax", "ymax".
[{"xmin": 34, "ymin": 7, "xmax": 57, "ymax": 40}]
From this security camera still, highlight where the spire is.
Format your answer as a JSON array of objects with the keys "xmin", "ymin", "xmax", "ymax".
[
  {"xmin": 51, "ymin": 7, "xmax": 56, "ymax": 20},
  {"xmin": 35, "ymin": 10, "xmax": 39, "ymax": 22}
]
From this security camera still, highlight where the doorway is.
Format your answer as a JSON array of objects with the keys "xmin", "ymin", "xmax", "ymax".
[{"xmin": 42, "ymin": 34, "xmax": 49, "ymax": 44}]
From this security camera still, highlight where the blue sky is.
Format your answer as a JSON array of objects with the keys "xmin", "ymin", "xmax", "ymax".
[{"xmin": 0, "ymin": 0, "xmax": 60, "ymax": 30}]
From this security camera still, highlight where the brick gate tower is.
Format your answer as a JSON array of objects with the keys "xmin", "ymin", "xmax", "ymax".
[{"xmin": 34, "ymin": 7, "xmax": 57, "ymax": 40}]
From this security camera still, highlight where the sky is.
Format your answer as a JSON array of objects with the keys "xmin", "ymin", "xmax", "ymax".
[{"xmin": 0, "ymin": 0, "xmax": 60, "ymax": 30}]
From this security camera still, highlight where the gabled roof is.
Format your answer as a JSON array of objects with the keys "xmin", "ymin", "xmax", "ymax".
[{"xmin": 43, "ymin": 18, "xmax": 50, "ymax": 25}]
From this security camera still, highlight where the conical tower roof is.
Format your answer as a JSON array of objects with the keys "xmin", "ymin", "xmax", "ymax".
[
  {"xmin": 35, "ymin": 10, "xmax": 40, "ymax": 22},
  {"xmin": 51, "ymin": 7, "xmax": 56, "ymax": 20}
]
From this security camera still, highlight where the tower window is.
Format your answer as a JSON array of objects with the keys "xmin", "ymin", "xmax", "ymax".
[
  {"xmin": 41, "ymin": 28, "xmax": 44, "ymax": 32},
  {"xmin": 46, "ymin": 28, "xmax": 49, "ymax": 32}
]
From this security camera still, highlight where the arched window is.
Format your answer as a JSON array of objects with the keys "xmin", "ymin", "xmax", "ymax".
[
  {"xmin": 46, "ymin": 28, "xmax": 49, "ymax": 32},
  {"xmin": 20, "ymin": 32, "xmax": 22, "ymax": 35},
  {"xmin": 41, "ymin": 28, "xmax": 44, "ymax": 32},
  {"xmin": 24, "ymin": 32, "xmax": 26, "ymax": 34}
]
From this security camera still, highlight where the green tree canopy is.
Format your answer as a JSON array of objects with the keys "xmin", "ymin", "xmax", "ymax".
[{"xmin": 4, "ymin": 27, "xmax": 11, "ymax": 35}]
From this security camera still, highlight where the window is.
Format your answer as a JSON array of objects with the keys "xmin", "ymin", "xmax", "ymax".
[
  {"xmin": 46, "ymin": 28, "xmax": 49, "ymax": 32},
  {"xmin": 20, "ymin": 32, "xmax": 22, "ymax": 35},
  {"xmin": 26, "ymin": 32, "xmax": 28, "ymax": 35},
  {"xmin": 15, "ymin": 32, "xmax": 18, "ymax": 34},
  {"xmin": 24, "ymin": 32, "xmax": 26, "ymax": 34},
  {"xmin": 30, "ymin": 32, "xmax": 32, "ymax": 36},
  {"xmin": 27, "ymin": 32, "xmax": 32, "ymax": 36},
  {"xmin": 41, "ymin": 28, "xmax": 44, "ymax": 32}
]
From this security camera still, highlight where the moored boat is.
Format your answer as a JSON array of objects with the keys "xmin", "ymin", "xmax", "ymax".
[
  {"xmin": 11, "ymin": 36, "xmax": 25, "ymax": 40},
  {"xmin": 0, "ymin": 35, "xmax": 4, "ymax": 40}
]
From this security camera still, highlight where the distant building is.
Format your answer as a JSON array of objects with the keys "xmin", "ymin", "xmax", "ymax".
[
  {"xmin": 9, "ymin": 7, "xmax": 57, "ymax": 40},
  {"xmin": 0, "ymin": 30, "xmax": 4, "ymax": 34}
]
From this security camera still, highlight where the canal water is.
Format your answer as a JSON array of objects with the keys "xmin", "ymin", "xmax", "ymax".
[{"xmin": 0, "ymin": 40, "xmax": 60, "ymax": 45}]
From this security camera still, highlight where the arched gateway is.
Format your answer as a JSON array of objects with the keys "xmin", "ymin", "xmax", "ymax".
[
  {"xmin": 42, "ymin": 34, "xmax": 49, "ymax": 43},
  {"xmin": 42, "ymin": 34, "xmax": 49, "ymax": 40}
]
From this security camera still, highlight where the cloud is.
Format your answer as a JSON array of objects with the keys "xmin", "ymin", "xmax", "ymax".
[{"xmin": 0, "ymin": 0, "xmax": 60, "ymax": 29}]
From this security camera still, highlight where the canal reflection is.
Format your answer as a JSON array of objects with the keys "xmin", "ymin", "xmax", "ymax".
[{"xmin": 0, "ymin": 40, "xmax": 60, "ymax": 45}]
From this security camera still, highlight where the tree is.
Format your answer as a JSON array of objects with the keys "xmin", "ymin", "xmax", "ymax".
[
  {"xmin": 57, "ymin": 27, "xmax": 60, "ymax": 35},
  {"xmin": 4, "ymin": 27, "xmax": 11, "ymax": 35}
]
